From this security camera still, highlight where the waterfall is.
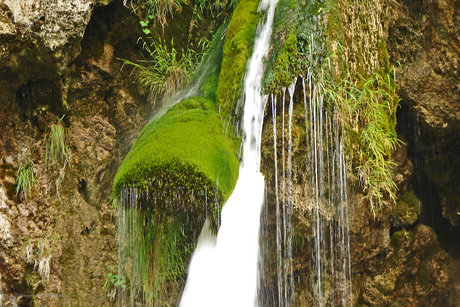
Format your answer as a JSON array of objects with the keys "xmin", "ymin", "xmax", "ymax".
[
  {"xmin": 258, "ymin": 73, "xmax": 353, "ymax": 306},
  {"xmin": 302, "ymin": 74, "xmax": 353, "ymax": 306},
  {"xmin": 179, "ymin": 0, "xmax": 279, "ymax": 306}
]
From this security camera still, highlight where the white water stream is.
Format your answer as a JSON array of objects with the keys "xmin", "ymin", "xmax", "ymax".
[{"xmin": 179, "ymin": 0, "xmax": 278, "ymax": 306}]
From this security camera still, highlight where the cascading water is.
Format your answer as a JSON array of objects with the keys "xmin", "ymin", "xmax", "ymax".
[
  {"xmin": 258, "ymin": 74, "xmax": 353, "ymax": 306},
  {"xmin": 303, "ymin": 73, "xmax": 353, "ymax": 306},
  {"xmin": 179, "ymin": 0, "xmax": 279, "ymax": 306}
]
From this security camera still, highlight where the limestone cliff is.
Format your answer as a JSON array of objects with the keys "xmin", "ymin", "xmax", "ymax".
[{"xmin": 0, "ymin": 0, "xmax": 459, "ymax": 306}]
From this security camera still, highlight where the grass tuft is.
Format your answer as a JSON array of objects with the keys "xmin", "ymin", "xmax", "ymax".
[
  {"xmin": 44, "ymin": 115, "xmax": 72, "ymax": 168},
  {"xmin": 119, "ymin": 38, "xmax": 199, "ymax": 102},
  {"xmin": 16, "ymin": 158, "xmax": 37, "ymax": 200},
  {"xmin": 25, "ymin": 232, "xmax": 61, "ymax": 282},
  {"xmin": 44, "ymin": 115, "xmax": 72, "ymax": 200},
  {"xmin": 318, "ymin": 63, "xmax": 401, "ymax": 214}
]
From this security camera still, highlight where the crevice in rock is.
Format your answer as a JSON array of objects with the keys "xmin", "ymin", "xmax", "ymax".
[
  {"xmin": 397, "ymin": 96, "xmax": 460, "ymax": 303},
  {"xmin": 397, "ymin": 100, "xmax": 460, "ymax": 257}
]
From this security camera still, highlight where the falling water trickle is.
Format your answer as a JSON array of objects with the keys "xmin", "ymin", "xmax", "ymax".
[{"xmin": 179, "ymin": 0, "xmax": 279, "ymax": 306}]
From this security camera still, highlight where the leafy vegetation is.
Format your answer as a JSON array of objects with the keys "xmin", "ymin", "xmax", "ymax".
[
  {"xmin": 16, "ymin": 158, "xmax": 37, "ymax": 200},
  {"xmin": 103, "ymin": 271, "xmax": 127, "ymax": 302},
  {"xmin": 320, "ymin": 66, "xmax": 401, "ymax": 212},
  {"xmin": 129, "ymin": 0, "xmax": 183, "ymax": 28},
  {"xmin": 194, "ymin": 0, "xmax": 239, "ymax": 18}
]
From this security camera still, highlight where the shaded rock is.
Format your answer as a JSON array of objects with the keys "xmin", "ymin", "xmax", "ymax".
[
  {"xmin": 0, "ymin": 0, "xmax": 103, "ymax": 90},
  {"xmin": 394, "ymin": 190, "xmax": 421, "ymax": 227},
  {"xmin": 359, "ymin": 224, "xmax": 451, "ymax": 306},
  {"xmin": 389, "ymin": 0, "xmax": 460, "ymax": 226}
]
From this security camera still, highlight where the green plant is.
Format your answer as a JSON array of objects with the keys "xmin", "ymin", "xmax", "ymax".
[
  {"xmin": 118, "ymin": 208, "xmax": 193, "ymax": 306},
  {"xmin": 44, "ymin": 115, "xmax": 72, "ymax": 167},
  {"xmin": 25, "ymin": 232, "xmax": 61, "ymax": 282},
  {"xmin": 193, "ymin": 0, "xmax": 239, "ymax": 18},
  {"xmin": 44, "ymin": 115, "xmax": 72, "ymax": 200},
  {"xmin": 119, "ymin": 38, "xmax": 197, "ymax": 101},
  {"xmin": 16, "ymin": 158, "xmax": 37, "ymax": 200},
  {"xmin": 134, "ymin": 0, "xmax": 183, "ymax": 28},
  {"xmin": 103, "ymin": 271, "xmax": 127, "ymax": 301},
  {"xmin": 319, "ymin": 63, "xmax": 401, "ymax": 214}
]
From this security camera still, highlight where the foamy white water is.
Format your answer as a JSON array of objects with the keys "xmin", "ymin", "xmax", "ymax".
[{"xmin": 179, "ymin": 0, "xmax": 279, "ymax": 306}]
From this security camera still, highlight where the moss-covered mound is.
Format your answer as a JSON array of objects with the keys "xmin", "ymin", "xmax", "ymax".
[
  {"xmin": 113, "ymin": 95, "xmax": 240, "ymax": 213},
  {"xmin": 113, "ymin": 23, "xmax": 240, "ymax": 215}
]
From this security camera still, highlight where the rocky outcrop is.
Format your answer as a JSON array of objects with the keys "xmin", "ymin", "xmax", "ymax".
[
  {"xmin": 388, "ymin": 0, "xmax": 460, "ymax": 226},
  {"xmin": 0, "ymin": 0, "xmax": 116, "ymax": 91},
  {"xmin": 258, "ymin": 81, "xmax": 452, "ymax": 306},
  {"xmin": 0, "ymin": 0, "xmax": 149, "ymax": 305}
]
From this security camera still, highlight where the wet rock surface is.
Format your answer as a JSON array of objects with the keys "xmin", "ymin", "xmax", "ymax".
[
  {"xmin": 0, "ymin": 0, "xmax": 459, "ymax": 306},
  {"xmin": 0, "ymin": 0, "xmax": 149, "ymax": 305},
  {"xmin": 389, "ymin": 0, "xmax": 460, "ymax": 227}
]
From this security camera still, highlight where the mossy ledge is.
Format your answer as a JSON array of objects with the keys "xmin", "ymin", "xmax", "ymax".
[{"xmin": 113, "ymin": 95, "xmax": 240, "ymax": 211}]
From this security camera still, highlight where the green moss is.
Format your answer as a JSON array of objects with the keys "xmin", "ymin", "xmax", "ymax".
[
  {"xmin": 113, "ymin": 95, "xmax": 239, "ymax": 203},
  {"xmin": 263, "ymin": 31, "xmax": 298, "ymax": 94},
  {"xmin": 394, "ymin": 190, "xmax": 420, "ymax": 226},
  {"xmin": 386, "ymin": 229, "xmax": 414, "ymax": 266},
  {"xmin": 262, "ymin": 0, "xmax": 300, "ymax": 93},
  {"xmin": 216, "ymin": 0, "xmax": 261, "ymax": 120},
  {"xmin": 113, "ymin": 23, "xmax": 240, "ymax": 211}
]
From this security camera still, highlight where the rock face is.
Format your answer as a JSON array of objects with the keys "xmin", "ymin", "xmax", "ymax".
[
  {"xmin": 0, "ymin": 0, "xmax": 459, "ymax": 306},
  {"xmin": 0, "ymin": 0, "xmax": 149, "ymax": 305},
  {"xmin": 256, "ymin": 0, "xmax": 459, "ymax": 305},
  {"xmin": 258, "ymin": 79, "xmax": 452, "ymax": 306},
  {"xmin": 388, "ymin": 0, "xmax": 460, "ymax": 226},
  {"xmin": 0, "ymin": 0, "xmax": 113, "ymax": 91}
]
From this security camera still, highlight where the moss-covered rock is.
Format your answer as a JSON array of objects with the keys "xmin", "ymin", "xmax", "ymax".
[
  {"xmin": 113, "ymin": 23, "xmax": 240, "ymax": 217},
  {"xmin": 216, "ymin": 0, "xmax": 262, "ymax": 121},
  {"xmin": 361, "ymin": 224, "xmax": 452, "ymax": 306},
  {"xmin": 394, "ymin": 190, "xmax": 421, "ymax": 226},
  {"xmin": 113, "ymin": 95, "xmax": 240, "ymax": 211}
]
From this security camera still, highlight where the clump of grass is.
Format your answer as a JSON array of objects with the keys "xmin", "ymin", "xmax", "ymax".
[
  {"xmin": 119, "ymin": 38, "xmax": 197, "ymax": 102},
  {"xmin": 126, "ymin": 0, "xmax": 183, "ymax": 28},
  {"xmin": 25, "ymin": 232, "xmax": 61, "ymax": 282},
  {"xmin": 44, "ymin": 115, "xmax": 72, "ymax": 200},
  {"xmin": 44, "ymin": 115, "xmax": 72, "ymax": 168},
  {"xmin": 194, "ymin": 0, "xmax": 239, "ymax": 18},
  {"xmin": 320, "ymin": 64, "xmax": 401, "ymax": 213},
  {"xmin": 118, "ymin": 206, "xmax": 193, "ymax": 306},
  {"xmin": 16, "ymin": 158, "xmax": 37, "ymax": 200}
]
